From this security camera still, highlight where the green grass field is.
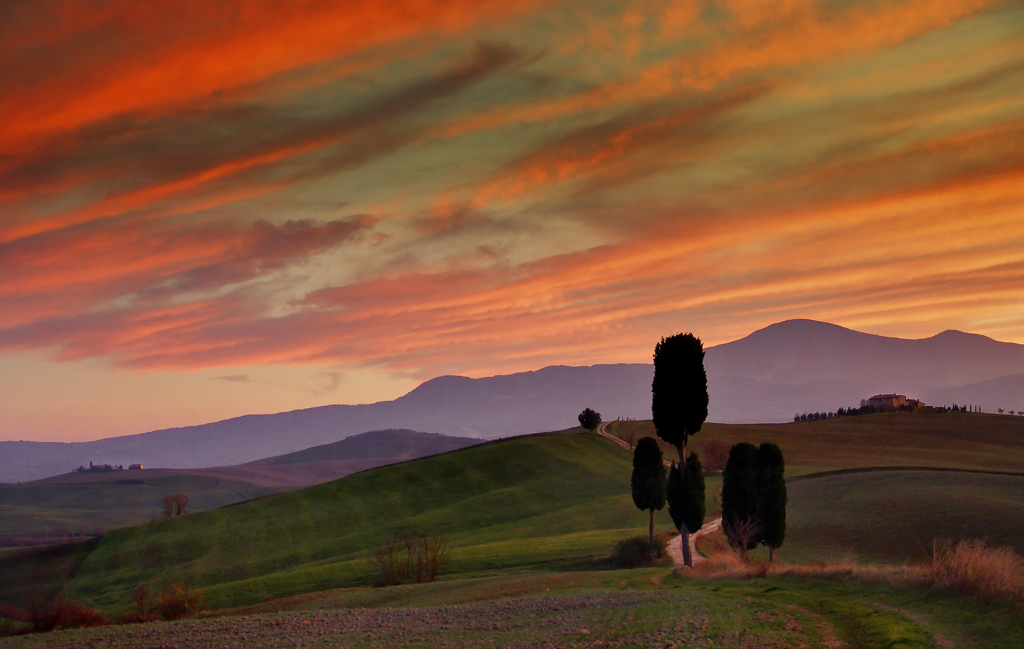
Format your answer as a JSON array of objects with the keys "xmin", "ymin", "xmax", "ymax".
[
  {"xmin": 608, "ymin": 412, "xmax": 1024, "ymax": 474},
  {"xmin": 785, "ymin": 469, "xmax": 1024, "ymax": 564},
  {"xmin": 696, "ymin": 468, "xmax": 1024, "ymax": 566}
]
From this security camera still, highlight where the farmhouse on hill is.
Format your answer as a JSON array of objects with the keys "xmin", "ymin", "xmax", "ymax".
[{"xmin": 863, "ymin": 393, "xmax": 925, "ymax": 411}]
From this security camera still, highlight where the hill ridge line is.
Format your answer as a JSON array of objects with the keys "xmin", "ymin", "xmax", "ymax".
[{"xmin": 788, "ymin": 465, "xmax": 1024, "ymax": 482}]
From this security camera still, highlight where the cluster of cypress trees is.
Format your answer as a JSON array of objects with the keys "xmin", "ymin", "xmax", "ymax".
[
  {"xmin": 631, "ymin": 437, "xmax": 708, "ymax": 563},
  {"xmin": 625, "ymin": 332, "xmax": 711, "ymax": 567},
  {"xmin": 629, "ymin": 331, "xmax": 786, "ymax": 565},
  {"xmin": 721, "ymin": 441, "xmax": 787, "ymax": 562}
]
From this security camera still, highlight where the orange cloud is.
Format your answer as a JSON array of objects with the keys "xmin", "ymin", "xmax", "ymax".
[{"xmin": 0, "ymin": 0, "xmax": 539, "ymax": 152}]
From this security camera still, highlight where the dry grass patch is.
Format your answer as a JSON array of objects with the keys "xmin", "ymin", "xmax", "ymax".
[
  {"xmin": 928, "ymin": 539, "xmax": 1024, "ymax": 601},
  {"xmin": 682, "ymin": 537, "xmax": 1024, "ymax": 605}
]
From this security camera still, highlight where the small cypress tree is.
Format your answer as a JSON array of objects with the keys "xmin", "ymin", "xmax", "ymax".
[
  {"xmin": 668, "ymin": 452, "xmax": 706, "ymax": 539},
  {"xmin": 631, "ymin": 437, "xmax": 667, "ymax": 559},
  {"xmin": 756, "ymin": 442, "xmax": 787, "ymax": 562},
  {"xmin": 722, "ymin": 442, "xmax": 760, "ymax": 554}
]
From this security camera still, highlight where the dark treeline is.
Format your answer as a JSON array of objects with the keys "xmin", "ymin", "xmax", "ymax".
[{"xmin": 794, "ymin": 403, "xmax": 984, "ymax": 422}]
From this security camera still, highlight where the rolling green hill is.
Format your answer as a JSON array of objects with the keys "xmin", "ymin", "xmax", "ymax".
[
  {"xmin": 0, "ymin": 472, "xmax": 286, "ymax": 538},
  {"xmin": 0, "ymin": 430, "xmax": 485, "ymax": 540},
  {"xmin": 785, "ymin": 468, "xmax": 1024, "ymax": 563},
  {"xmin": 62, "ymin": 432, "xmax": 644, "ymax": 611}
]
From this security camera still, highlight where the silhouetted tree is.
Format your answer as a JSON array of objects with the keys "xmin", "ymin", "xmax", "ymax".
[
  {"xmin": 722, "ymin": 442, "xmax": 759, "ymax": 555},
  {"xmin": 652, "ymin": 332, "xmax": 709, "ymax": 567},
  {"xmin": 668, "ymin": 452, "xmax": 705, "ymax": 548},
  {"xmin": 755, "ymin": 442, "xmax": 787, "ymax": 562},
  {"xmin": 631, "ymin": 437, "xmax": 666, "ymax": 559},
  {"xmin": 578, "ymin": 408, "xmax": 602, "ymax": 432}
]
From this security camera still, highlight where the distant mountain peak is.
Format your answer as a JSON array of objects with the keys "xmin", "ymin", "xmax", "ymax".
[
  {"xmin": 750, "ymin": 319, "xmax": 857, "ymax": 335},
  {"xmin": 928, "ymin": 329, "xmax": 992, "ymax": 342}
]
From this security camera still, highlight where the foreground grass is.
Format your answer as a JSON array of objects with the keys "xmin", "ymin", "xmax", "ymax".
[{"xmin": 3, "ymin": 570, "xmax": 1021, "ymax": 649}]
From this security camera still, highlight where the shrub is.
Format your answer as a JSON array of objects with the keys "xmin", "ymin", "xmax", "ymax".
[
  {"xmin": 698, "ymin": 440, "xmax": 731, "ymax": 473},
  {"xmin": 157, "ymin": 584, "xmax": 204, "ymax": 620},
  {"xmin": 371, "ymin": 533, "xmax": 451, "ymax": 587},
  {"xmin": 722, "ymin": 516, "xmax": 762, "ymax": 559},
  {"xmin": 929, "ymin": 538, "xmax": 1024, "ymax": 601},
  {"xmin": 159, "ymin": 493, "xmax": 189, "ymax": 518},
  {"xmin": 0, "ymin": 605, "xmax": 27, "ymax": 638},
  {"xmin": 123, "ymin": 583, "xmax": 157, "ymax": 622},
  {"xmin": 611, "ymin": 533, "xmax": 668, "ymax": 568},
  {"xmin": 25, "ymin": 593, "xmax": 105, "ymax": 632}
]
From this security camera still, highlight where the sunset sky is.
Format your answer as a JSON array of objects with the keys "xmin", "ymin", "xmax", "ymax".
[{"xmin": 2, "ymin": 0, "xmax": 1023, "ymax": 442}]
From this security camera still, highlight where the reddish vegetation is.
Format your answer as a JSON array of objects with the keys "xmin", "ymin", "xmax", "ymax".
[
  {"xmin": 25, "ymin": 594, "xmax": 105, "ymax": 633},
  {"xmin": 929, "ymin": 539, "xmax": 1024, "ymax": 601}
]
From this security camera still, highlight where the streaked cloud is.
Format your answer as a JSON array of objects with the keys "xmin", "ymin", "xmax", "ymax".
[
  {"xmin": 213, "ymin": 374, "xmax": 250, "ymax": 384},
  {"xmin": 2, "ymin": 0, "xmax": 1022, "ymax": 440}
]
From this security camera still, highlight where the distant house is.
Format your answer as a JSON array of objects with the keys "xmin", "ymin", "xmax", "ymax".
[
  {"xmin": 128, "ymin": 464, "xmax": 144, "ymax": 470},
  {"xmin": 864, "ymin": 394, "xmax": 925, "ymax": 411},
  {"xmin": 87, "ymin": 462, "xmax": 115, "ymax": 472}
]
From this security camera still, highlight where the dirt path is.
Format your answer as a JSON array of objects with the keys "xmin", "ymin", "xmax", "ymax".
[
  {"xmin": 667, "ymin": 517, "xmax": 722, "ymax": 567},
  {"xmin": 596, "ymin": 422, "xmax": 721, "ymax": 568},
  {"xmin": 595, "ymin": 421, "xmax": 635, "ymax": 451}
]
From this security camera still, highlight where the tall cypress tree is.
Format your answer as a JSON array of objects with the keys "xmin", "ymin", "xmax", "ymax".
[
  {"xmin": 631, "ymin": 437, "xmax": 667, "ymax": 559},
  {"xmin": 651, "ymin": 333, "xmax": 708, "ymax": 567},
  {"xmin": 756, "ymin": 442, "xmax": 787, "ymax": 562}
]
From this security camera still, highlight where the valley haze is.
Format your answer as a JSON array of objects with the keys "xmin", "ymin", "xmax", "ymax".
[{"xmin": 4, "ymin": 319, "xmax": 1022, "ymax": 483}]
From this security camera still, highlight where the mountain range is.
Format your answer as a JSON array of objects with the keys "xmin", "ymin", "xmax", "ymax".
[{"xmin": 2, "ymin": 319, "xmax": 1022, "ymax": 483}]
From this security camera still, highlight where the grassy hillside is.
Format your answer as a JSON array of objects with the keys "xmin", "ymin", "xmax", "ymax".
[
  {"xmin": 609, "ymin": 412, "xmax": 1024, "ymax": 474},
  {"xmin": 785, "ymin": 469, "xmax": 1024, "ymax": 564},
  {"xmin": 63, "ymin": 432, "xmax": 649, "ymax": 611},
  {"xmin": 698, "ymin": 468, "xmax": 1024, "ymax": 565},
  {"xmin": 0, "ymin": 431, "xmax": 486, "ymax": 539}
]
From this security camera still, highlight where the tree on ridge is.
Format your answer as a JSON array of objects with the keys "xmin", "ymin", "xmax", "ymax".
[{"xmin": 578, "ymin": 408, "xmax": 602, "ymax": 432}]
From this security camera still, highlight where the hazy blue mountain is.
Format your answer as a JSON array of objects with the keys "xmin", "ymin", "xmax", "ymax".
[
  {"xmin": 704, "ymin": 320, "xmax": 1024, "ymax": 422},
  {"xmin": 923, "ymin": 374, "xmax": 1024, "ymax": 415},
  {"xmin": 3, "ymin": 319, "xmax": 1022, "ymax": 482}
]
